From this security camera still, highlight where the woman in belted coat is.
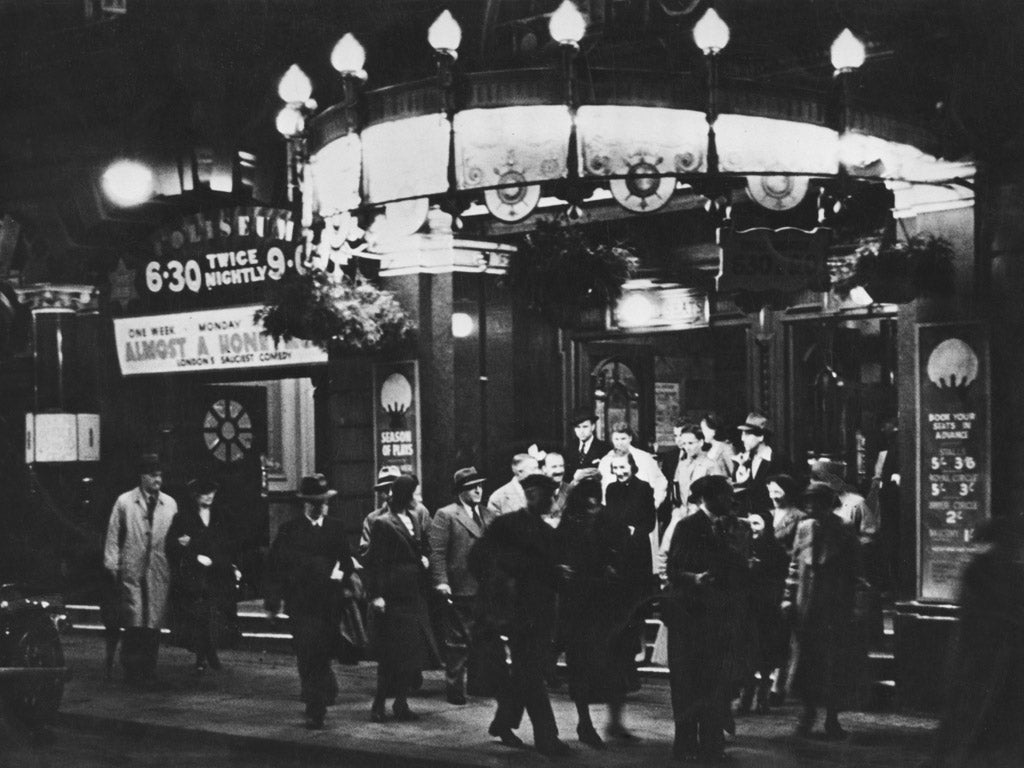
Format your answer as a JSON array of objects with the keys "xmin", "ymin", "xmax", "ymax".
[
  {"xmin": 166, "ymin": 479, "xmax": 239, "ymax": 674},
  {"xmin": 782, "ymin": 481, "xmax": 863, "ymax": 739},
  {"xmin": 365, "ymin": 475, "xmax": 439, "ymax": 722}
]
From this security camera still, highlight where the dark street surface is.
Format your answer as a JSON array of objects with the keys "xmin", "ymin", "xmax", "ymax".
[
  {"xmin": 0, "ymin": 725, "xmax": 383, "ymax": 768},
  {"xmin": 0, "ymin": 634, "xmax": 943, "ymax": 768}
]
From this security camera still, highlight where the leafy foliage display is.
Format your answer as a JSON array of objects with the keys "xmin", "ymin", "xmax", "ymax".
[
  {"xmin": 255, "ymin": 270, "xmax": 415, "ymax": 353},
  {"xmin": 852, "ymin": 234, "xmax": 956, "ymax": 303},
  {"xmin": 508, "ymin": 219, "xmax": 636, "ymax": 328}
]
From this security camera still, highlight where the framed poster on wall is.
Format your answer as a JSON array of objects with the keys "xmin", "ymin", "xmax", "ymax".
[
  {"xmin": 916, "ymin": 322, "xmax": 990, "ymax": 603},
  {"xmin": 373, "ymin": 360, "xmax": 422, "ymax": 481}
]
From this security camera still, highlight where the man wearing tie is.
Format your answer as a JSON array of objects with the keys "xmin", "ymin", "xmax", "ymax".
[
  {"xmin": 564, "ymin": 407, "xmax": 611, "ymax": 481},
  {"xmin": 267, "ymin": 474, "xmax": 355, "ymax": 730},
  {"xmin": 104, "ymin": 453, "xmax": 178, "ymax": 687},
  {"xmin": 428, "ymin": 467, "xmax": 495, "ymax": 705}
]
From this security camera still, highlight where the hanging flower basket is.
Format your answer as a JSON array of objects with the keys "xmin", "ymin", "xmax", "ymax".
[
  {"xmin": 255, "ymin": 270, "xmax": 415, "ymax": 353},
  {"xmin": 508, "ymin": 219, "xmax": 636, "ymax": 329},
  {"xmin": 851, "ymin": 234, "xmax": 956, "ymax": 304}
]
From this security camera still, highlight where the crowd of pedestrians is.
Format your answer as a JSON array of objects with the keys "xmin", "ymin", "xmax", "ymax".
[{"xmin": 100, "ymin": 406, "xmax": 890, "ymax": 762}]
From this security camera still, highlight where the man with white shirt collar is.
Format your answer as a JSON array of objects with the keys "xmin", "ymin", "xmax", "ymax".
[
  {"xmin": 429, "ymin": 467, "xmax": 497, "ymax": 704},
  {"xmin": 733, "ymin": 413, "xmax": 788, "ymax": 516},
  {"xmin": 267, "ymin": 473, "xmax": 355, "ymax": 730},
  {"xmin": 564, "ymin": 407, "xmax": 611, "ymax": 481}
]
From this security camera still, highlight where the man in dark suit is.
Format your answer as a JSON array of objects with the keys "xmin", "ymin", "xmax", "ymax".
[
  {"xmin": 564, "ymin": 407, "xmax": 611, "ymax": 481},
  {"xmin": 428, "ymin": 467, "xmax": 497, "ymax": 704},
  {"xmin": 664, "ymin": 475, "xmax": 752, "ymax": 762},
  {"xmin": 266, "ymin": 474, "xmax": 355, "ymax": 730},
  {"xmin": 732, "ymin": 413, "xmax": 789, "ymax": 517},
  {"xmin": 469, "ymin": 473, "xmax": 572, "ymax": 758}
]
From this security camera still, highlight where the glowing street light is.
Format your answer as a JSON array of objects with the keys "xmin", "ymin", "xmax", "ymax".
[
  {"xmin": 101, "ymin": 160, "xmax": 155, "ymax": 207},
  {"xmin": 831, "ymin": 28, "xmax": 866, "ymax": 73},
  {"xmin": 428, "ymin": 10, "xmax": 462, "ymax": 59},
  {"xmin": 549, "ymin": 0, "xmax": 586, "ymax": 48},
  {"xmin": 693, "ymin": 8, "xmax": 730, "ymax": 56}
]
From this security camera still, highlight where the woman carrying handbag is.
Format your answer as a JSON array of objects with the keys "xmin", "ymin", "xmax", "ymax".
[{"xmin": 166, "ymin": 478, "xmax": 240, "ymax": 674}]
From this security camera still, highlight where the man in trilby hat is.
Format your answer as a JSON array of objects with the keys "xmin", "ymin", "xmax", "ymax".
[
  {"xmin": 733, "ymin": 413, "xmax": 788, "ymax": 516},
  {"xmin": 103, "ymin": 453, "xmax": 178, "ymax": 687},
  {"xmin": 428, "ymin": 467, "xmax": 495, "ymax": 704},
  {"xmin": 266, "ymin": 473, "xmax": 355, "ymax": 730}
]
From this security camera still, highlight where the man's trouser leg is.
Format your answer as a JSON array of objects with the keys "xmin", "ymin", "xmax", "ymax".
[
  {"xmin": 292, "ymin": 615, "xmax": 337, "ymax": 716},
  {"xmin": 509, "ymin": 631, "xmax": 558, "ymax": 745},
  {"xmin": 444, "ymin": 597, "xmax": 474, "ymax": 698}
]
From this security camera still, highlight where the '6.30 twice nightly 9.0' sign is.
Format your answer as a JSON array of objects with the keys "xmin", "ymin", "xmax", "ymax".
[{"xmin": 128, "ymin": 207, "xmax": 302, "ymax": 314}]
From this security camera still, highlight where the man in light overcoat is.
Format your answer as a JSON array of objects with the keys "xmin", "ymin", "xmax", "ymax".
[{"xmin": 103, "ymin": 453, "xmax": 178, "ymax": 686}]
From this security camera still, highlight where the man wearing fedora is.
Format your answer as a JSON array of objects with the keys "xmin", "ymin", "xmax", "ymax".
[
  {"xmin": 103, "ymin": 453, "xmax": 178, "ymax": 687},
  {"xmin": 359, "ymin": 465, "xmax": 402, "ymax": 559},
  {"xmin": 470, "ymin": 472, "xmax": 573, "ymax": 757},
  {"xmin": 267, "ymin": 473, "xmax": 355, "ymax": 730},
  {"xmin": 564, "ymin": 407, "xmax": 611, "ymax": 481},
  {"xmin": 733, "ymin": 413, "xmax": 788, "ymax": 517},
  {"xmin": 428, "ymin": 467, "xmax": 495, "ymax": 704}
]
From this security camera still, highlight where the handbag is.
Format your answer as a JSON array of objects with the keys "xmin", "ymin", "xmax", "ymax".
[{"xmin": 336, "ymin": 572, "xmax": 370, "ymax": 663}]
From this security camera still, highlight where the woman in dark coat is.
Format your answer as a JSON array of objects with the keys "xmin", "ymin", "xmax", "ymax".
[
  {"xmin": 365, "ymin": 475, "xmax": 439, "ymax": 722},
  {"xmin": 737, "ymin": 510, "xmax": 790, "ymax": 714},
  {"xmin": 557, "ymin": 478, "xmax": 636, "ymax": 748},
  {"xmin": 782, "ymin": 481, "xmax": 862, "ymax": 739},
  {"xmin": 165, "ymin": 479, "xmax": 238, "ymax": 674}
]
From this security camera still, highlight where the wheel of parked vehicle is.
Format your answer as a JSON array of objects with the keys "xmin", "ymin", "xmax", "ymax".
[{"xmin": 4, "ymin": 614, "xmax": 64, "ymax": 729}]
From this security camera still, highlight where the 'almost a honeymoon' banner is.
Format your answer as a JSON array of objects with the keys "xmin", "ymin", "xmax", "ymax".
[{"xmin": 112, "ymin": 304, "xmax": 327, "ymax": 376}]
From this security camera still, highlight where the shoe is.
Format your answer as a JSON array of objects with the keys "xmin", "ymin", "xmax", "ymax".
[
  {"xmin": 755, "ymin": 688, "xmax": 770, "ymax": 714},
  {"xmin": 304, "ymin": 705, "xmax": 326, "ymax": 730},
  {"xmin": 737, "ymin": 688, "xmax": 754, "ymax": 715},
  {"xmin": 536, "ymin": 738, "xmax": 572, "ymax": 758},
  {"xmin": 823, "ymin": 721, "xmax": 847, "ymax": 741},
  {"xmin": 194, "ymin": 663, "xmax": 207, "ymax": 676},
  {"xmin": 795, "ymin": 708, "xmax": 816, "ymax": 738},
  {"xmin": 723, "ymin": 710, "xmax": 736, "ymax": 736},
  {"xmin": 576, "ymin": 725, "xmax": 605, "ymax": 749},
  {"xmin": 370, "ymin": 705, "xmax": 387, "ymax": 723},
  {"xmin": 606, "ymin": 723, "xmax": 638, "ymax": 741},
  {"xmin": 488, "ymin": 723, "xmax": 525, "ymax": 748},
  {"xmin": 701, "ymin": 750, "xmax": 732, "ymax": 763},
  {"xmin": 446, "ymin": 691, "xmax": 467, "ymax": 705},
  {"xmin": 206, "ymin": 653, "xmax": 222, "ymax": 671},
  {"xmin": 392, "ymin": 702, "xmax": 420, "ymax": 722}
]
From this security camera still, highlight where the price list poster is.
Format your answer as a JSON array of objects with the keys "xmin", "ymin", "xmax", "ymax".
[{"xmin": 916, "ymin": 322, "xmax": 990, "ymax": 602}]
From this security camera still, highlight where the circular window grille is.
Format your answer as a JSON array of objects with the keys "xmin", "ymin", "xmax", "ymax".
[{"xmin": 202, "ymin": 399, "xmax": 254, "ymax": 463}]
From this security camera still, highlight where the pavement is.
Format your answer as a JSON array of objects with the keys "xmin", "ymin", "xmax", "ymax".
[{"xmin": 56, "ymin": 634, "xmax": 940, "ymax": 767}]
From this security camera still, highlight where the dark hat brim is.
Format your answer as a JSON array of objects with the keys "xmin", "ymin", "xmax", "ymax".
[
  {"xmin": 297, "ymin": 489, "xmax": 338, "ymax": 500},
  {"xmin": 455, "ymin": 478, "xmax": 486, "ymax": 491}
]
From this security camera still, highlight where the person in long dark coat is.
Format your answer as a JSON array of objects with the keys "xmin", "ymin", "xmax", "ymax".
[
  {"xmin": 468, "ymin": 473, "xmax": 573, "ymax": 758},
  {"xmin": 782, "ymin": 481, "xmax": 862, "ymax": 739},
  {"xmin": 364, "ymin": 474, "xmax": 439, "ymax": 722},
  {"xmin": 664, "ymin": 475, "xmax": 752, "ymax": 762},
  {"xmin": 165, "ymin": 478, "xmax": 239, "ymax": 674},
  {"xmin": 603, "ymin": 452, "xmax": 657, "ymax": 693},
  {"xmin": 932, "ymin": 515, "xmax": 1024, "ymax": 768},
  {"xmin": 266, "ymin": 473, "xmax": 355, "ymax": 730},
  {"xmin": 737, "ymin": 510, "xmax": 789, "ymax": 714},
  {"xmin": 557, "ymin": 478, "xmax": 637, "ymax": 749}
]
